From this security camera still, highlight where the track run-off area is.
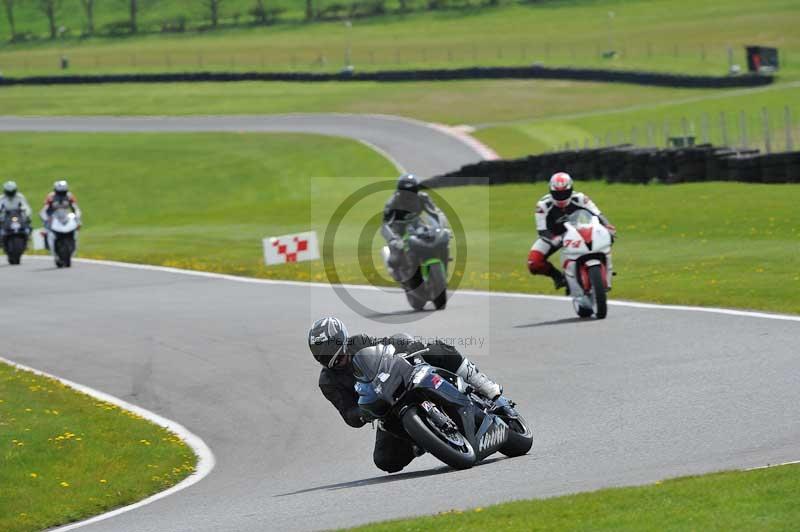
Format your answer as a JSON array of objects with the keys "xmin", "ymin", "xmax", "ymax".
[{"xmin": 1, "ymin": 114, "xmax": 799, "ymax": 531}]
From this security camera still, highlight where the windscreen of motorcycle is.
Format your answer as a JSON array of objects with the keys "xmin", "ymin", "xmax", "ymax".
[{"xmin": 351, "ymin": 344, "xmax": 396, "ymax": 383}]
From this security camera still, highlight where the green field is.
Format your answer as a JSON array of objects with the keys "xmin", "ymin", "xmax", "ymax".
[
  {"xmin": 4, "ymin": 132, "xmax": 798, "ymax": 314},
  {"xmin": 347, "ymin": 463, "xmax": 800, "ymax": 531},
  {"xmin": 1, "ymin": 0, "xmax": 798, "ymax": 80},
  {"xmin": 0, "ymin": 361, "xmax": 197, "ymax": 532},
  {"xmin": 1, "ymin": 78, "xmax": 796, "ymax": 157}
]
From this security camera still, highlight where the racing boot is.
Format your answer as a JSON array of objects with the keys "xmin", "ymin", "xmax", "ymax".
[
  {"xmin": 548, "ymin": 268, "xmax": 567, "ymax": 291},
  {"xmin": 456, "ymin": 359, "xmax": 502, "ymax": 400}
]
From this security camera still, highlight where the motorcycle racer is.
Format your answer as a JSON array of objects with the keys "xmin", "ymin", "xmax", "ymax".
[
  {"xmin": 1, "ymin": 181, "xmax": 32, "ymax": 226},
  {"xmin": 40, "ymin": 180, "xmax": 82, "ymax": 252},
  {"xmin": 527, "ymin": 172, "xmax": 615, "ymax": 289},
  {"xmin": 308, "ymin": 316, "xmax": 501, "ymax": 473},
  {"xmin": 381, "ymin": 174, "xmax": 448, "ymax": 283}
]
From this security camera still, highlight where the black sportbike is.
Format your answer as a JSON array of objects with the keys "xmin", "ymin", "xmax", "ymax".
[
  {"xmin": 2, "ymin": 209, "xmax": 31, "ymax": 265},
  {"xmin": 353, "ymin": 344, "xmax": 533, "ymax": 470}
]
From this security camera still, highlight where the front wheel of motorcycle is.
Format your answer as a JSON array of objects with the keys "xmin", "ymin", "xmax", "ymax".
[
  {"xmin": 428, "ymin": 263, "xmax": 447, "ymax": 310},
  {"xmin": 499, "ymin": 413, "xmax": 534, "ymax": 457},
  {"xmin": 589, "ymin": 264, "xmax": 607, "ymax": 319},
  {"xmin": 401, "ymin": 406, "xmax": 475, "ymax": 470}
]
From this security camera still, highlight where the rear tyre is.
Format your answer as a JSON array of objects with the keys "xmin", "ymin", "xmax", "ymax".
[
  {"xmin": 401, "ymin": 406, "xmax": 475, "ymax": 470},
  {"xmin": 589, "ymin": 264, "xmax": 607, "ymax": 319},
  {"xmin": 499, "ymin": 414, "xmax": 534, "ymax": 457},
  {"xmin": 428, "ymin": 263, "xmax": 447, "ymax": 310}
]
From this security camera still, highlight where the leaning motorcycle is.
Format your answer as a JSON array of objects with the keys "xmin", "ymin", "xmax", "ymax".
[
  {"xmin": 49, "ymin": 209, "xmax": 80, "ymax": 268},
  {"xmin": 353, "ymin": 344, "xmax": 533, "ymax": 470},
  {"xmin": 382, "ymin": 213, "xmax": 451, "ymax": 311},
  {"xmin": 2, "ymin": 209, "xmax": 31, "ymax": 265},
  {"xmin": 559, "ymin": 209, "xmax": 613, "ymax": 319}
]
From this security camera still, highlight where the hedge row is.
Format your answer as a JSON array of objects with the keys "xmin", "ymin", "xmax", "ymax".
[
  {"xmin": 0, "ymin": 65, "xmax": 774, "ymax": 88},
  {"xmin": 424, "ymin": 145, "xmax": 800, "ymax": 187}
]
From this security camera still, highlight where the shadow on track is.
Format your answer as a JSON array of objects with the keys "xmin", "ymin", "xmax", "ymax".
[
  {"xmin": 363, "ymin": 308, "xmax": 435, "ymax": 319},
  {"xmin": 275, "ymin": 458, "xmax": 505, "ymax": 497},
  {"xmin": 514, "ymin": 317, "xmax": 589, "ymax": 328}
]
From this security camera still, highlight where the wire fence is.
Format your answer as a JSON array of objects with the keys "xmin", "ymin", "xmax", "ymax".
[
  {"xmin": 552, "ymin": 106, "xmax": 798, "ymax": 155},
  {"xmin": 0, "ymin": 41, "xmax": 780, "ymax": 75}
]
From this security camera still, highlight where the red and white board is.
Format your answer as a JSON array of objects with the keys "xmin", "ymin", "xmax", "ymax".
[{"xmin": 263, "ymin": 231, "xmax": 320, "ymax": 265}]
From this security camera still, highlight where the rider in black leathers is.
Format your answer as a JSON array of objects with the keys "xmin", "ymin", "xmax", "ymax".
[{"xmin": 309, "ymin": 317, "xmax": 500, "ymax": 473}]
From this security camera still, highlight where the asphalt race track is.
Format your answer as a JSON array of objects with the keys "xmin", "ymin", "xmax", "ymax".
[
  {"xmin": 2, "ymin": 259, "xmax": 799, "ymax": 531},
  {"xmin": 0, "ymin": 114, "xmax": 490, "ymax": 178},
  {"xmin": 1, "ymin": 115, "xmax": 799, "ymax": 531}
]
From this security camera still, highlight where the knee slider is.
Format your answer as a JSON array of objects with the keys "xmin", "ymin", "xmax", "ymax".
[{"xmin": 527, "ymin": 250, "xmax": 549, "ymax": 274}]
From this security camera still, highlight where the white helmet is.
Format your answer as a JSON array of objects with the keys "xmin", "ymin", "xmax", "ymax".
[
  {"xmin": 549, "ymin": 172, "xmax": 573, "ymax": 209},
  {"xmin": 54, "ymin": 180, "xmax": 69, "ymax": 194},
  {"xmin": 3, "ymin": 180, "xmax": 17, "ymax": 197}
]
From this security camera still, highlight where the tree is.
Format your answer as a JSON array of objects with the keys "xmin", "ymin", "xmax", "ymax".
[
  {"xmin": 80, "ymin": 0, "xmax": 95, "ymax": 35},
  {"xmin": 204, "ymin": 0, "xmax": 222, "ymax": 27},
  {"xmin": 128, "ymin": 0, "xmax": 137, "ymax": 33},
  {"xmin": 305, "ymin": 0, "xmax": 312, "ymax": 20},
  {"xmin": 2, "ymin": 0, "xmax": 17, "ymax": 39},
  {"xmin": 38, "ymin": 0, "xmax": 61, "ymax": 39}
]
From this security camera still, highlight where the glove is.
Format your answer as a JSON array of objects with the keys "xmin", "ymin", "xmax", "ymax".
[
  {"xmin": 549, "ymin": 235, "xmax": 563, "ymax": 248},
  {"xmin": 606, "ymin": 223, "xmax": 617, "ymax": 236},
  {"xmin": 390, "ymin": 239, "xmax": 404, "ymax": 251}
]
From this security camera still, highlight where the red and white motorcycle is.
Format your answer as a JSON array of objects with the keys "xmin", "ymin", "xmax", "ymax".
[{"xmin": 560, "ymin": 209, "xmax": 613, "ymax": 319}]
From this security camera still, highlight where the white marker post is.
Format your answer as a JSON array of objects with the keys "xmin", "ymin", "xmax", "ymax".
[{"xmin": 263, "ymin": 231, "xmax": 320, "ymax": 266}]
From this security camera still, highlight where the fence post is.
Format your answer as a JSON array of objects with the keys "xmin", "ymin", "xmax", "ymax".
[
  {"xmin": 701, "ymin": 113, "xmax": 710, "ymax": 144},
  {"xmin": 739, "ymin": 110, "xmax": 748, "ymax": 150},
  {"xmin": 681, "ymin": 117, "xmax": 690, "ymax": 139},
  {"xmin": 663, "ymin": 119, "xmax": 671, "ymax": 148},
  {"xmin": 762, "ymin": 107, "xmax": 772, "ymax": 153},
  {"xmin": 720, "ymin": 112, "xmax": 729, "ymax": 146},
  {"xmin": 785, "ymin": 106, "xmax": 794, "ymax": 152}
]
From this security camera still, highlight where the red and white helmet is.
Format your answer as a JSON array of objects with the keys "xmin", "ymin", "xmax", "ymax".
[{"xmin": 549, "ymin": 172, "xmax": 573, "ymax": 208}]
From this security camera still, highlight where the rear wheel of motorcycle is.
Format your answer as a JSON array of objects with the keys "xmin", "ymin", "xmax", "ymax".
[
  {"xmin": 401, "ymin": 406, "xmax": 475, "ymax": 470},
  {"xmin": 499, "ymin": 414, "xmax": 534, "ymax": 457},
  {"xmin": 428, "ymin": 263, "xmax": 447, "ymax": 310},
  {"xmin": 589, "ymin": 264, "xmax": 607, "ymax": 319}
]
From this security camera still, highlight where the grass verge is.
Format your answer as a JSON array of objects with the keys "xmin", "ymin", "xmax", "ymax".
[
  {"xmin": 345, "ymin": 463, "xmax": 800, "ymax": 531},
  {"xmin": 0, "ymin": 361, "xmax": 198, "ymax": 532},
  {"xmin": 3, "ymin": 132, "xmax": 798, "ymax": 314},
  {"xmin": 1, "ymin": 1, "xmax": 798, "ymax": 80},
  {"xmin": 474, "ymin": 81, "xmax": 800, "ymax": 157}
]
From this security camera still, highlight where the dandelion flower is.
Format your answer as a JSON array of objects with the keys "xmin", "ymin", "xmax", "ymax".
[
  {"xmin": 99, "ymin": 479, "xmax": 107, "ymax": 484},
  {"xmin": 29, "ymin": 473, "xmax": 38, "ymax": 478},
  {"xmin": 60, "ymin": 481, "xmax": 69, "ymax": 487}
]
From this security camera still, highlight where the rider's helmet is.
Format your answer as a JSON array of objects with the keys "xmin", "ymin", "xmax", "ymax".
[
  {"xmin": 549, "ymin": 172, "xmax": 573, "ymax": 209},
  {"xmin": 53, "ymin": 180, "xmax": 69, "ymax": 197},
  {"xmin": 308, "ymin": 317, "xmax": 349, "ymax": 369},
  {"xmin": 3, "ymin": 181, "xmax": 17, "ymax": 198},
  {"xmin": 397, "ymin": 173, "xmax": 420, "ymax": 194}
]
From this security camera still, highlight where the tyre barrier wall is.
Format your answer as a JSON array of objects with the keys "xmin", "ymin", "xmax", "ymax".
[
  {"xmin": 0, "ymin": 66, "xmax": 774, "ymax": 88},
  {"xmin": 424, "ymin": 145, "xmax": 800, "ymax": 188}
]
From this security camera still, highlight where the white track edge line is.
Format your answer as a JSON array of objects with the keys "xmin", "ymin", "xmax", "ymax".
[
  {"xmin": 747, "ymin": 460, "xmax": 800, "ymax": 471},
  {"xmin": 357, "ymin": 139, "xmax": 407, "ymax": 174},
  {"xmin": 0, "ymin": 355, "xmax": 216, "ymax": 532},
  {"xmin": 27, "ymin": 255, "xmax": 800, "ymax": 323}
]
